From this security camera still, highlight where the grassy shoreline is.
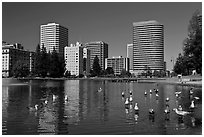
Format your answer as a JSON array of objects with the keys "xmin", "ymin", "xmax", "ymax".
[{"xmin": 3, "ymin": 76, "xmax": 202, "ymax": 87}]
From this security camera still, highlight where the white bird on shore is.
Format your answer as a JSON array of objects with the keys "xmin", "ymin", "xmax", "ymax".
[{"xmin": 173, "ymin": 108, "xmax": 191, "ymax": 116}]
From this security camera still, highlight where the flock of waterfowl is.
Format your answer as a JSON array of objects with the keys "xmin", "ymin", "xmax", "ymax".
[{"xmin": 121, "ymin": 86, "xmax": 200, "ymax": 123}]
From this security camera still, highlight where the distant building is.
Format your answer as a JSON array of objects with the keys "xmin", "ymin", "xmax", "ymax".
[
  {"xmin": 84, "ymin": 41, "xmax": 108, "ymax": 70},
  {"xmin": 83, "ymin": 47, "xmax": 91, "ymax": 75},
  {"xmin": 40, "ymin": 23, "xmax": 68, "ymax": 56},
  {"xmin": 105, "ymin": 56, "xmax": 129, "ymax": 75},
  {"xmin": 133, "ymin": 20, "xmax": 164, "ymax": 75},
  {"xmin": 127, "ymin": 43, "xmax": 133, "ymax": 71},
  {"xmin": 64, "ymin": 42, "xmax": 83, "ymax": 76},
  {"xmin": 2, "ymin": 42, "xmax": 35, "ymax": 77}
]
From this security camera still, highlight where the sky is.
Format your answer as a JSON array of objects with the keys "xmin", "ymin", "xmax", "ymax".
[{"xmin": 2, "ymin": 2, "xmax": 202, "ymax": 70}]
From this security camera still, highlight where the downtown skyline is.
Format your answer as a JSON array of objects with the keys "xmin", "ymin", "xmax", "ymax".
[{"xmin": 2, "ymin": 2, "xmax": 201, "ymax": 70}]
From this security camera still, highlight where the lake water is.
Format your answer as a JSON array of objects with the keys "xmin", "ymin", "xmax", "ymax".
[{"xmin": 2, "ymin": 79, "xmax": 202, "ymax": 135}]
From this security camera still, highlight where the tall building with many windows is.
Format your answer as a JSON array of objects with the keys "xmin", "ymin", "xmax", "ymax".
[
  {"xmin": 133, "ymin": 20, "xmax": 164, "ymax": 74},
  {"xmin": 105, "ymin": 56, "xmax": 129, "ymax": 75},
  {"xmin": 64, "ymin": 42, "xmax": 83, "ymax": 76},
  {"xmin": 127, "ymin": 44, "xmax": 133, "ymax": 71},
  {"xmin": 84, "ymin": 41, "xmax": 108, "ymax": 70},
  {"xmin": 40, "ymin": 23, "xmax": 68, "ymax": 56},
  {"xmin": 2, "ymin": 42, "xmax": 35, "ymax": 77}
]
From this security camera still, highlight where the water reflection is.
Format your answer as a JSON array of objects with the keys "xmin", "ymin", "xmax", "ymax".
[{"xmin": 2, "ymin": 79, "xmax": 202, "ymax": 135}]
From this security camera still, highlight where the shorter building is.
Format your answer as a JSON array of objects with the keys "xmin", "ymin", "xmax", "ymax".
[
  {"xmin": 2, "ymin": 42, "xmax": 35, "ymax": 77},
  {"xmin": 64, "ymin": 42, "xmax": 83, "ymax": 76},
  {"xmin": 105, "ymin": 56, "xmax": 129, "ymax": 75},
  {"xmin": 83, "ymin": 47, "xmax": 91, "ymax": 75},
  {"xmin": 84, "ymin": 41, "xmax": 108, "ymax": 70}
]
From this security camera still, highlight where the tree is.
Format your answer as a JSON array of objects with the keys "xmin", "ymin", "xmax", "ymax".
[
  {"xmin": 120, "ymin": 69, "xmax": 130, "ymax": 77},
  {"xmin": 92, "ymin": 55, "xmax": 101, "ymax": 76},
  {"xmin": 105, "ymin": 67, "xmax": 114, "ymax": 75},
  {"xmin": 49, "ymin": 48, "xmax": 61, "ymax": 77},
  {"xmin": 12, "ymin": 60, "xmax": 30, "ymax": 77},
  {"xmin": 182, "ymin": 10, "xmax": 202, "ymax": 74},
  {"xmin": 34, "ymin": 44, "xmax": 41, "ymax": 76},
  {"xmin": 39, "ymin": 45, "xmax": 49, "ymax": 77}
]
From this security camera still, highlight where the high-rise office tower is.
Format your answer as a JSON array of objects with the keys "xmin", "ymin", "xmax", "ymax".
[
  {"xmin": 133, "ymin": 20, "xmax": 164, "ymax": 73},
  {"xmin": 127, "ymin": 44, "xmax": 133, "ymax": 71},
  {"xmin": 40, "ymin": 23, "xmax": 68, "ymax": 56},
  {"xmin": 84, "ymin": 41, "xmax": 108, "ymax": 70}
]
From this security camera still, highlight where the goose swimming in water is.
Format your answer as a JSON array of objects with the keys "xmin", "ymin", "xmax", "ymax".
[
  {"xmin": 44, "ymin": 100, "xmax": 48, "ymax": 105},
  {"xmin": 98, "ymin": 87, "xmax": 102, "ymax": 92},
  {"xmin": 166, "ymin": 97, "xmax": 170, "ymax": 102},
  {"xmin": 149, "ymin": 108, "xmax": 154, "ymax": 115},
  {"xmin": 144, "ymin": 91, "xmax": 147, "ymax": 96},
  {"xmin": 164, "ymin": 105, "xmax": 170, "ymax": 114},
  {"xmin": 175, "ymin": 91, "xmax": 181, "ymax": 97},
  {"xmin": 122, "ymin": 92, "xmax": 125, "ymax": 97},
  {"xmin": 27, "ymin": 104, "xmax": 38, "ymax": 111},
  {"xmin": 178, "ymin": 105, "xmax": 183, "ymax": 111},
  {"xmin": 134, "ymin": 103, "xmax": 139, "ymax": 113},
  {"xmin": 189, "ymin": 100, "xmax": 195, "ymax": 109},
  {"xmin": 53, "ymin": 95, "xmax": 57, "ymax": 101},
  {"xmin": 189, "ymin": 88, "xmax": 194, "ymax": 95},
  {"xmin": 194, "ymin": 97, "xmax": 200, "ymax": 100},
  {"xmin": 65, "ymin": 95, "xmax": 68, "ymax": 102},
  {"xmin": 129, "ymin": 95, "xmax": 133, "ymax": 102},
  {"xmin": 150, "ymin": 89, "xmax": 152, "ymax": 94},
  {"xmin": 173, "ymin": 108, "xmax": 191, "ymax": 116},
  {"xmin": 125, "ymin": 98, "xmax": 129, "ymax": 108},
  {"xmin": 129, "ymin": 90, "xmax": 133, "ymax": 96}
]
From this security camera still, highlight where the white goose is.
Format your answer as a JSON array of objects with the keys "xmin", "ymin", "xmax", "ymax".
[
  {"xmin": 194, "ymin": 97, "xmax": 200, "ymax": 100},
  {"xmin": 125, "ymin": 98, "xmax": 129, "ymax": 105},
  {"xmin": 28, "ymin": 104, "xmax": 38, "ymax": 111},
  {"xmin": 98, "ymin": 87, "xmax": 102, "ymax": 92},
  {"xmin": 166, "ymin": 97, "xmax": 170, "ymax": 102},
  {"xmin": 144, "ymin": 91, "xmax": 147, "ymax": 96},
  {"xmin": 150, "ymin": 89, "xmax": 152, "ymax": 94},
  {"xmin": 175, "ymin": 91, "xmax": 181, "ymax": 97},
  {"xmin": 173, "ymin": 108, "xmax": 191, "ymax": 116},
  {"xmin": 189, "ymin": 100, "xmax": 195, "ymax": 109},
  {"xmin": 44, "ymin": 100, "xmax": 48, "ymax": 105},
  {"xmin": 122, "ymin": 91, "xmax": 125, "ymax": 97},
  {"xmin": 129, "ymin": 95, "xmax": 133, "ymax": 102},
  {"xmin": 134, "ymin": 103, "xmax": 139, "ymax": 113},
  {"xmin": 65, "ymin": 95, "xmax": 68, "ymax": 102}
]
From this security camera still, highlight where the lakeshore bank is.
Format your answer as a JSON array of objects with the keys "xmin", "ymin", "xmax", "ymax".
[{"xmin": 5, "ymin": 75, "xmax": 202, "ymax": 87}]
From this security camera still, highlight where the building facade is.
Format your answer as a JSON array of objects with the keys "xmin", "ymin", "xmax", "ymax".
[
  {"xmin": 2, "ymin": 43, "xmax": 35, "ymax": 77},
  {"xmin": 133, "ymin": 20, "xmax": 164, "ymax": 74},
  {"xmin": 105, "ymin": 56, "xmax": 129, "ymax": 75},
  {"xmin": 64, "ymin": 42, "xmax": 83, "ymax": 76},
  {"xmin": 127, "ymin": 43, "xmax": 133, "ymax": 71},
  {"xmin": 40, "ymin": 23, "xmax": 68, "ymax": 56},
  {"xmin": 83, "ymin": 47, "xmax": 91, "ymax": 75},
  {"xmin": 84, "ymin": 41, "xmax": 108, "ymax": 70}
]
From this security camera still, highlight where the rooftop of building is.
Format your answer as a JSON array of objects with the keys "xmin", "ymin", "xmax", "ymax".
[{"xmin": 133, "ymin": 20, "xmax": 162, "ymax": 26}]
